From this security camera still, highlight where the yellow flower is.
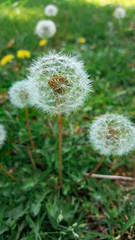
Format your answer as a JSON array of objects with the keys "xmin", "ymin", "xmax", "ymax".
[
  {"xmin": 39, "ymin": 39, "xmax": 48, "ymax": 47},
  {"xmin": 0, "ymin": 54, "xmax": 14, "ymax": 66},
  {"xmin": 78, "ymin": 37, "xmax": 86, "ymax": 44},
  {"xmin": 17, "ymin": 50, "xmax": 31, "ymax": 59}
]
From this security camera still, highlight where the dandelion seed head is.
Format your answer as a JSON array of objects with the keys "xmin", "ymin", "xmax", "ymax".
[
  {"xmin": 44, "ymin": 4, "xmax": 58, "ymax": 16},
  {"xmin": 114, "ymin": 7, "xmax": 126, "ymax": 19},
  {"xmin": 8, "ymin": 80, "xmax": 38, "ymax": 109},
  {"xmin": 0, "ymin": 124, "xmax": 6, "ymax": 149},
  {"xmin": 35, "ymin": 20, "xmax": 56, "ymax": 38},
  {"xmin": 28, "ymin": 52, "xmax": 92, "ymax": 115},
  {"xmin": 90, "ymin": 114, "xmax": 135, "ymax": 156}
]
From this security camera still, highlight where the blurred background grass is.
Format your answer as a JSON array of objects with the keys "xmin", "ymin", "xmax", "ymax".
[{"xmin": 0, "ymin": 0, "xmax": 135, "ymax": 239}]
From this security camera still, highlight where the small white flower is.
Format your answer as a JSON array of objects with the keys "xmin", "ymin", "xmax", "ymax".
[
  {"xmin": 0, "ymin": 124, "xmax": 6, "ymax": 149},
  {"xmin": 44, "ymin": 4, "xmax": 58, "ymax": 17},
  {"xmin": 90, "ymin": 114, "xmax": 135, "ymax": 156},
  {"xmin": 114, "ymin": 7, "xmax": 126, "ymax": 19},
  {"xmin": 28, "ymin": 52, "xmax": 92, "ymax": 115},
  {"xmin": 57, "ymin": 210, "xmax": 63, "ymax": 223},
  {"xmin": 35, "ymin": 20, "xmax": 56, "ymax": 39},
  {"xmin": 13, "ymin": 1, "xmax": 19, "ymax": 7},
  {"xmin": 71, "ymin": 230, "xmax": 79, "ymax": 238},
  {"xmin": 8, "ymin": 80, "xmax": 38, "ymax": 109}
]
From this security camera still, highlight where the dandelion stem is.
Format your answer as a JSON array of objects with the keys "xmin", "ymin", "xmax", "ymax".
[
  {"xmin": 57, "ymin": 97, "xmax": 63, "ymax": 188},
  {"xmin": 58, "ymin": 112, "xmax": 63, "ymax": 188},
  {"xmin": 60, "ymin": 10, "xmax": 68, "ymax": 47},
  {"xmin": 0, "ymin": 162, "xmax": 16, "ymax": 180},
  {"xmin": 24, "ymin": 108, "xmax": 43, "ymax": 168},
  {"xmin": 27, "ymin": 146, "xmax": 36, "ymax": 169},
  {"xmin": 118, "ymin": 19, "xmax": 123, "ymax": 39},
  {"xmin": 53, "ymin": 15, "xmax": 58, "ymax": 49},
  {"xmin": 74, "ymin": 154, "xmax": 104, "ymax": 185}
]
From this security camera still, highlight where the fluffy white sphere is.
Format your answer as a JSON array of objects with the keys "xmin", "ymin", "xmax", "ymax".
[
  {"xmin": 28, "ymin": 52, "xmax": 92, "ymax": 115},
  {"xmin": 35, "ymin": 20, "xmax": 56, "ymax": 38},
  {"xmin": 114, "ymin": 7, "xmax": 126, "ymax": 19},
  {"xmin": 90, "ymin": 114, "xmax": 135, "ymax": 156},
  {"xmin": 0, "ymin": 124, "xmax": 6, "ymax": 149},
  {"xmin": 8, "ymin": 80, "xmax": 38, "ymax": 109},
  {"xmin": 44, "ymin": 4, "xmax": 58, "ymax": 16}
]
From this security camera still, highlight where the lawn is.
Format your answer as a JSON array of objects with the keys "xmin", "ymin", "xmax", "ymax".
[{"xmin": 0, "ymin": 0, "xmax": 135, "ymax": 239}]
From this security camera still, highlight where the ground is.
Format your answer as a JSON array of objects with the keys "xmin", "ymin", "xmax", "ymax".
[{"xmin": 0, "ymin": 0, "xmax": 135, "ymax": 239}]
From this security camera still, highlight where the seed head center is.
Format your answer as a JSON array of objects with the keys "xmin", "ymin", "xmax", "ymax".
[
  {"xmin": 48, "ymin": 74, "xmax": 69, "ymax": 95},
  {"xmin": 107, "ymin": 128, "xmax": 119, "ymax": 140},
  {"xmin": 20, "ymin": 90, "xmax": 29, "ymax": 100}
]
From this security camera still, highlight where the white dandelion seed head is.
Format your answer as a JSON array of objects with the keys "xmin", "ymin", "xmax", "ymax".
[
  {"xmin": 28, "ymin": 52, "xmax": 92, "ymax": 115},
  {"xmin": 0, "ymin": 124, "xmax": 6, "ymax": 149},
  {"xmin": 90, "ymin": 114, "xmax": 135, "ymax": 156},
  {"xmin": 114, "ymin": 7, "xmax": 126, "ymax": 19},
  {"xmin": 8, "ymin": 80, "xmax": 38, "ymax": 109},
  {"xmin": 44, "ymin": 4, "xmax": 58, "ymax": 16},
  {"xmin": 35, "ymin": 20, "xmax": 56, "ymax": 38}
]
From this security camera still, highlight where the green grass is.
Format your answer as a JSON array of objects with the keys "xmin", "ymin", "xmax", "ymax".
[{"xmin": 0, "ymin": 0, "xmax": 135, "ymax": 239}]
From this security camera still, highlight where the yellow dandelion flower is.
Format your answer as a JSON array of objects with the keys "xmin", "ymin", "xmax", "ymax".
[
  {"xmin": 78, "ymin": 37, "xmax": 86, "ymax": 44},
  {"xmin": 0, "ymin": 54, "xmax": 14, "ymax": 66},
  {"xmin": 39, "ymin": 39, "xmax": 48, "ymax": 47},
  {"xmin": 17, "ymin": 50, "xmax": 31, "ymax": 59}
]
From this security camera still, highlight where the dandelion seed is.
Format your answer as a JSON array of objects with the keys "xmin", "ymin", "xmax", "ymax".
[
  {"xmin": 0, "ymin": 54, "xmax": 14, "ymax": 66},
  {"xmin": 44, "ymin": 4, "xmax": 58, "ymax": 17},
  {"xmin": 0, "ymin": 124, "xmax": 6, "ymax": 149},
  {"xmin": 114, "ymin": 7, "xmax": 126, "ymax": 19},
  {"xmin": 8, "ymin": 80, "xmax": 38, "ymax": 109},
  {"xmin": 17, "ymin": 50, "xmax": 31, "ymax": 59},
  {"xmin": 90, "ymin": 113, "xmax": 135, "ymax": 156},
  {"xmin": 35, "ymin": 20, "xmax": 56, "ymax": 39},
  {"xmin": 28, "ymin": 52, "xmax": 92, "ymax": 115}
]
